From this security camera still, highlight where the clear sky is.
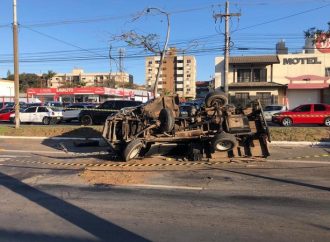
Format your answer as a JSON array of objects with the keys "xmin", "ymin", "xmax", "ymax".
[{"xmin": 0, "ymin": 0, "xmax": 329, "ymax": 84}]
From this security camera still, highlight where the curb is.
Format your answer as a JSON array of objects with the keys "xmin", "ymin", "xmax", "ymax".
[{"xmin": 269, "ymin": 141, "xmax": 330, "ymax": 147}]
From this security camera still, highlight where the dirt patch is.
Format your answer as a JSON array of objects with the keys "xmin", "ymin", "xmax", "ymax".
[{"xmin": 80, "ymin": 169, "xmax": 156, "ymax": 185}]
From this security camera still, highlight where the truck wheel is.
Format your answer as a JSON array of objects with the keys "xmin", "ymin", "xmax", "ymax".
[
  {"xmin": 123, "ymin": 139, "xmax": 143, "ymax": 162},
  {"xmin": 205, "ymin": 91, "xmax": 228, "ymax": 108},
  {"xmin": 81, "ymin": 115, "xmax": 93, "ymax": 126},
  {"xmin": 281, "ymin": 117, "xmax": 292, "ymax": 127},
  {"xmin": 159, "ymin": 108, "xmax": 175, "ymax": 132},
  {"xmin": 324, "ymin": 117, "xmax": 330, "ymax": 127},
  {"xmin": 212, "ymin": 132, "xmax": 237, "ymax": 152},
  {"xmin": 42, "ymin": 117, "xmax": 50, "ymax": 125}
]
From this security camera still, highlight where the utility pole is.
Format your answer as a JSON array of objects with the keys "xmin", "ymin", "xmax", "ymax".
[
  {"xmin": 13, "ymin": 0, "xmax": 20, "ymax": 128},
  {"xmin": 214, "ymin": 1, "xmax": 240, "ymax": 94},
  {"xmin": 119, "ymin": 48, "xmax": 125, "ymax": 99}
]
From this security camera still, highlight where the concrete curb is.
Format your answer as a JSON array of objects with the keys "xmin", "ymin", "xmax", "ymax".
[
  {"xmin": 269, "ymin": 141, "xmax": 330, "ymax": 146},
  {"xmin": 0, "ymin": 136, "xmax": 330, "ymax": 146}
]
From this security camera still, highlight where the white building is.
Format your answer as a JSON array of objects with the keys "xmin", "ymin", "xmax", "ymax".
[
  {"xmin": 0, "ymin": 79, "xmax": 14, "ymax": 97},
  {"xmin": 49, "ymin": 68, "xmax": 133, "ymax": 88}
]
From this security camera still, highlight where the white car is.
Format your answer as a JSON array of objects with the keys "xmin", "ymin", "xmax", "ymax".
[
  {"xmin": 263, "ymin": 105, "xmax": 287, "ymax": 121},
  {"xmin": 10, "ymin": 106, "xmax": 63, "ymax": 125},
  {"xmin": 62, "ymin": 104, "xmax": 96, "ymax": 122}
]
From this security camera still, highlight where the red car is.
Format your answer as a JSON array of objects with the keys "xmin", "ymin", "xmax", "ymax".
[
  {"xmin": 0, "ymin": 108, "xmax": 14, "ymax": 122},
  {"xmin": 272, "ymin": 103, "xmax": 330, "ymax": 127}
]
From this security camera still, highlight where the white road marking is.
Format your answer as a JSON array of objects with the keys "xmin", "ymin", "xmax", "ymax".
[
  {"xmin": 0, "ymin": 155, "xmax": 31, "ymax": 158},
  {"xmin": 124, "ymin": 184, "xmax": 204, "ymax": 190},
  {"xmin": 3, "ymin": 149, "xmax": 65, "ymax": 154}
]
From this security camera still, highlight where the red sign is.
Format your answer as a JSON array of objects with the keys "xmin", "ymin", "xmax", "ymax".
[
  {"xmin": 315, "ymin": 34, "xmax": 330, "ymax": 53},
  {"xmin": 27, "ymin": 87, "xmax": 152, "ymax": 98}
]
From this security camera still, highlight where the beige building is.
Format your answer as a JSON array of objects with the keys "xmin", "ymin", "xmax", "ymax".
[
  {"xmin": 49, "ymin": 68, "xmax": 133, "ymax": 88},
  {"xmin": 145, "ymin": 48, "xmax": 196, "ymax": 99},
  {"xmin": 215, "ymin": 45, "xmax": 330, "ymax": 109}
]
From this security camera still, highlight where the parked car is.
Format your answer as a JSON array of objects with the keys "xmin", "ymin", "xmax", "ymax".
[
  {"xmin": 10, "ymin": 106, "xmax": 63, "ymax": 125},
  {"xmin": 0, "ymin": 108, "xmax": 14, "ymax": 122},
  {"xmin": 79, "ymin": 100, "xmax": 142, "ymax": 125},
  {"xmin": 45, "ymin": 101, "xmax": 64, "ymax": 111},
  {"xmin": 0, "ymin": 101, "xmax": 26, "ymax": 109},
  {"xmin": 263, "ymin": 105, "xmax": 287, "ymax": 121},
  {"xmin": 62, "ymin": 103, "xmax": 97, "ymax": 122},
  {"xmin": 272, "ymin": 103, "xmax": 330, "ymax": 127}
]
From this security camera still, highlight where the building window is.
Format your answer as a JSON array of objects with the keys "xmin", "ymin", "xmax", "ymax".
[
  {"xmin": 187, "ymin": 59, "xmax": 191, "ymax": 63},
  {"xmin": 237, "ymin": 69, "xmax": 250, "ymax": 82},
  {"xmin": 187, "ymin": 74, "xmax": 191, "ymax": 78},
  {"xmin": 234, "ymin": 93, "xmax": 250, "ymax": 107},
  {"xmin": 237, "ymin": 68, "xmax": 267, "ymax": 82},
  {"xmin": 177, "ymin": 60, "xmax": 183, "ymax": 63},
  {"xmin": 256, "ymin": 92, "xmax": 271, "ymax": 106},
  {"xmin": 148, "ymin": 61, "xmax": 152, "ymax": 65},
  {"xmin": 176, "ymin": 88, "xmax": 183, "ymax": 91},
  {"xmin": 235, "ymin": 93, "xmax": 249, "ymax": 100},
  {"xmin": 177, "ymin": 67, "xmax": 183, "ymax": 70},
  {"xmin": 326, "ymin": 67, "xmax": 330, "ymax": 77}
]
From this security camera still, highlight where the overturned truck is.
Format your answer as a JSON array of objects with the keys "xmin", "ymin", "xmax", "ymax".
[{"xmin": 102, "ymin": 91, "xmax": 271, "ymax": 161}]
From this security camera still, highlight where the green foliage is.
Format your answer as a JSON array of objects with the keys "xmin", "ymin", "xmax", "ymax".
[
  {"xmin": 6, "ymin": 70, "xmax": 57, "ymax": 92},
  {"xmin": 304, "ymin": 22, "xmax": 330, "ymax": 42}
]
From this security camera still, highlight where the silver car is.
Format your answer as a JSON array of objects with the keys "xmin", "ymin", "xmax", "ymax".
[{"xmin": 263, "ymin": 105, "xmax": 287, "ymax": 121}]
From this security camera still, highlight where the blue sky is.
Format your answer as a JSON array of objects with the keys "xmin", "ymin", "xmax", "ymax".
[{"xmin": 0, "ymin": 0, "xmax": 329, "ymax": 84}]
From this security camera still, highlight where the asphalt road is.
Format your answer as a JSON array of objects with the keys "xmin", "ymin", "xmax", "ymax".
[{"xmin": 0, "ymin": 138, "xmax": 330, "ymax": 242}]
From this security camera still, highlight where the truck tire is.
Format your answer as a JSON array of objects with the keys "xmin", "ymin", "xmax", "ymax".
[
  {"xmin": 123, "ymin": 139, "xmax": 143, "ymax": 162},
  {"xmin": 212, "ymin": 132, "xmax": 237, "ymax": 152},
  {"xmin": 80, "ymin": 115, "xmax": 93, "ymax": 126},
  {"xmin": 205, "ymin": 91, "xmax": 228, "ymax": 108},
  {"xmin": 159, "ymin": 108, "xmax": 175, "ymax": 132}
]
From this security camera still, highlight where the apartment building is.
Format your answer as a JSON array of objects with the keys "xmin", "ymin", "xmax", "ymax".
[
  {"xmin": 145, "ymin": 48, "xmax": 196, "ymax": 99},
  {"xmin": 49, "ymin": 68, "xmax": 133, "ymax": 88}
]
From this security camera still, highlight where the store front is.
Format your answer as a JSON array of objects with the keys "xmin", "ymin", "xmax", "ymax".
[{"xmin": 27, "ymin": 87, "xmax": 153, "ymax": 104}]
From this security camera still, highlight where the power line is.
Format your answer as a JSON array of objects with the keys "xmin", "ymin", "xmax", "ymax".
[{"xmin": 233, "ymin": 2, "xmax": 330, "ymax": 32}]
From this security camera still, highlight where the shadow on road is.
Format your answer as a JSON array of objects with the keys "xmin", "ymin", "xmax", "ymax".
[
  {"xmin": 0, "ymin": 171, "xmax": 150, "ymax": 242},
  {"xmin": 0, "ymin": 229, "xmax": 97, "ymax": 242}
]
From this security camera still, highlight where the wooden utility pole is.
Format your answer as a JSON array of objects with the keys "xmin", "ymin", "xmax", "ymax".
[
  {"xmin": 119, "ymin": 48, "xmax": 125, "ymax": 99},
  {"xmin": 13, "ymin": 0, "xmax": 20, "ymax": 128},
  {"xmin": 214, "ymin": 1, "xmax": 240, "ymax": 94}
]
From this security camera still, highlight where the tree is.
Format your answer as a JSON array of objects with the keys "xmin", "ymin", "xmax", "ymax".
[
  {"xmin": 7, "ymin": 73, "xmax": 41, "ymax": 92},
  {"xmin": 304, "ymin": 22, "xmax": 330, "ymax": 53},
  {"xmin": 114, "ymin": 7, "xmax": 170, "ymax": 97},
  {"xmin": 41, "ymin": 70, "xmax": 56, "ymax": 87},
  {"xmin": 6, "ymin": 70, "xmax": 12, "ymax": 79}
]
